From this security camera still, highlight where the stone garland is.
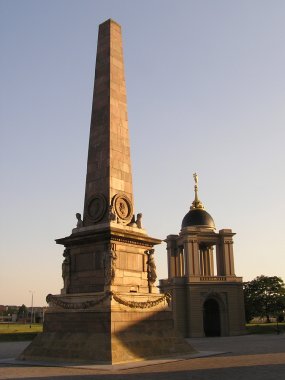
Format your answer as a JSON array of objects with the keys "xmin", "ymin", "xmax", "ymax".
[
  {"xmin": 112, "ymin": 292, "xmax": 171, "ymax": 309},
  {"xmin": 45, "ymin": 292, "xmax": 111, "ymax": 309},
  {"xmin": 46, "ymin": 292, "xmax": 171, "ymax": 310}
]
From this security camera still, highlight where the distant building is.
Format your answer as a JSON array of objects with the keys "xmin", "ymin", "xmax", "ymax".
[
  {"xmin": 160, "ymin": 175, "xmax": 246, "ymax": 337},
  {"xmin": 0, "ymin": 305, "xmax": 44, "ymax": 323}
]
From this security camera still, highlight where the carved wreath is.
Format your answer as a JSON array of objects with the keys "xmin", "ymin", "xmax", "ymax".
[{"xmin": 46, "ymin": 292, "xmax": 171, "ymax": 310}]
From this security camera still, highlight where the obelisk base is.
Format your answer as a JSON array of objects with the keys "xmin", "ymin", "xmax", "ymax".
[{"xmin": 19, "ymin": 292, "xmax": 196, "ymax": 364}]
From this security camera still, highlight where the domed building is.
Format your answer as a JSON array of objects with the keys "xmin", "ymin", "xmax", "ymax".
[{"xmin": 160, "ymin": 173, "xmax": 246, "ymax": 337}]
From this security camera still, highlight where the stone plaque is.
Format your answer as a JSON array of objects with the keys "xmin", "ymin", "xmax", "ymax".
[
  {"xmin": 87, "ymin": 194, "xmax": 107, "ymax": 222},
  {"xmin": 112, "ymin": 193, "xmax": 133, "ymax": 223}
]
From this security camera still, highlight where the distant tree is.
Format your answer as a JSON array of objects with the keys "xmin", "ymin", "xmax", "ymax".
[
  {"xmin": 243, "ymin": 275, "xmax": 285, "ymax": 323},
  {"xmin": 17, "ymin": 304, "xmax": 28, "ymax": 320}
]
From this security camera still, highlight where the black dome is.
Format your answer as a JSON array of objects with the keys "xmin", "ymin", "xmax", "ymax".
[{"xmin": 181, "ymin": 208, "xmax": 215, "ymax": 229}]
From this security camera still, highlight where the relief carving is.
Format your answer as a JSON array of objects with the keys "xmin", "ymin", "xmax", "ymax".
[
  {"xmin": 87, "ymin": 193, "xmax": 107, "ymax": 222},
  {"xmin": 112, "ymin": 193, "xmax": 133, "ymax": 224},
  {"xmin": 62, "ymin": 248, "xmax": 71, "ymax": 293},
  {"xmin": 104, "ymin": 243, "xmax": 117, "ymax": 285},
  {"xmin": 145, "ymin": 249, "xmax": 157, "ymax": 292}
]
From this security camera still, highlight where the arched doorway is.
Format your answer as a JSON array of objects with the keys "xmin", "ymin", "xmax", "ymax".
[{"xmin": 203, "ymin": 298, "xmax": 221, "ymax": 337}]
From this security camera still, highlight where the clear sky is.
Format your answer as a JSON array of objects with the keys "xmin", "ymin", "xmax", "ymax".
[{"xmin": 1, "ymin": 0, "xmax": 285, "ymax": 306}]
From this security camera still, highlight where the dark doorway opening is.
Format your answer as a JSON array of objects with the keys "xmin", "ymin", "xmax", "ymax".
[{"xmin": 203, "ymin": 298, "xmax": 221, "ymax": 337}]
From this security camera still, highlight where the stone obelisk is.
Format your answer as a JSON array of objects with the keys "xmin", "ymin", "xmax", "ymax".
[
  {"xmin": 83, "ymin": 18, "xmax": 134, "ymax": 227},
  {"xmin": 19, "ymin": 19, "xmax": 194, "ymax": 364}
]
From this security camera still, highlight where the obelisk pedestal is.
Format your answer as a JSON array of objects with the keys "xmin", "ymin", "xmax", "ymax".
[{"xmin": 19, "ymin": 19, "xmax": 195, "ymax": 364}]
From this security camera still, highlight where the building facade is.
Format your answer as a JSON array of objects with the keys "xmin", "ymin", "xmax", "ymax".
[{"xmin": 160, "ymin": 174, "xmax": 246, "ymax": 337}]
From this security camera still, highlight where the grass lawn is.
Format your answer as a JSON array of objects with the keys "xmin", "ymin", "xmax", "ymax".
[
  {"xmin": 0, "ymin": 323, "xmax": 43, "ymax": 342},
  {"xmin": 246, "ymin": 322, "xmax": 285, "ymax": 334},
  {"xmin": 0, "ymin": 323, "xmax": 43, "ymax": 334},
  {"xmin": 0, "ymin": 322, "xmax": 284, "ymax": 342}
]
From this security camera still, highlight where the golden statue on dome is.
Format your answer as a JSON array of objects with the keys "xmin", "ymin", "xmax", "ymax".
[{"xmin": 191, "ymin": 172, "xmax": 204, "ymax": 209}]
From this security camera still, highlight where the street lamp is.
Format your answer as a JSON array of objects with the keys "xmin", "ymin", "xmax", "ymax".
[
  {"xmin": 42, "ymin": 306, "xmax": 46, "ymax": 324},
  {"xmin": 29, "ymin": 290, "xmax": 34, "ymax": 328}
]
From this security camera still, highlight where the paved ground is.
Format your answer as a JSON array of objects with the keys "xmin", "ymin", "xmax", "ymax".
[{"xmin": 0, "ymin": 334, "xmax": 284, "ymax": 379}]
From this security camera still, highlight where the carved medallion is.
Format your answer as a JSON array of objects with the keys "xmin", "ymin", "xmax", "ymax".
[
  {"xmin": 112, "ymin": 193, "xmax": 133, "ymax": 223},
  {"xmin": 87, "ymin": 194, "xmax": 107, "ymax": 222}
]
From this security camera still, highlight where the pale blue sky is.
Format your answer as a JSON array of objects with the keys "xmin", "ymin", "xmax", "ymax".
[{"xmin": 1, "ymin": 0, "xmax": 285, "ymax": 306}]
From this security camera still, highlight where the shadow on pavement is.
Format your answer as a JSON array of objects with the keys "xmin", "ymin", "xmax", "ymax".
[{"xmin": 1, "ymin": 363, "xmax": 285, "ymax": 380}]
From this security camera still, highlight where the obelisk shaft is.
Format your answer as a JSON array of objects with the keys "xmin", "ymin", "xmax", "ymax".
[{"xmin": 83, "ymin": 19, "xmax": 133, "ymax": 226}]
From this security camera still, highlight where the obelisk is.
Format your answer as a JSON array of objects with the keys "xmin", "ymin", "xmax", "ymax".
[
  {"xmin": 19, "ymin": 19, "xmax": 195, "ymax": 364},
  {"xmin": 83, "ymin": 19, "xmax": 134, "ymax": 227}
]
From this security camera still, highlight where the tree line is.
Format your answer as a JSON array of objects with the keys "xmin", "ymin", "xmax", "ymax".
[{"xmin": 243, "ymin": 275, "xmax": 285, "ymax": 323}]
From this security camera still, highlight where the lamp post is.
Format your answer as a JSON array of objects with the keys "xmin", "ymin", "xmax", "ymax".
[
  {"xmin": 29, "ymin": 290, "xmax": 34, "ymax": 328},
  {"xmin": 42, "ymin": 306, "xmax": 46, "ymax": 324}
]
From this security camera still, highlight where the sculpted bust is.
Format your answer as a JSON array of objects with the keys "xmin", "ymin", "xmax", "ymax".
[
  {"xmin": 136, "ymin": 213, "xmax": 142, "ymax": 229},
  {"xmin": 76, "ymin": 213, "xmax": 83, "ymax": 228}
]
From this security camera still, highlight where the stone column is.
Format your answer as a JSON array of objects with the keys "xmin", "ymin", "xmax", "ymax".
[
  {"xmin": 178, "ymin": 247, "xmax": 185, "ymax": 276},
  {"xmin": 184, "ymin": 238, "xmax": 199, "ymax": 276},
  {"xmin": 223, "ymin": 240, "xmax": 235, "ymax": 275},
  {"xmin": 216, "ymin": 242, "xmax": 225, "ymax": 276},
  {"xmin": 166, "ymin": 235, "xmax": 178, "ymax": 278},
  {"xmin": 228, "ymin": 240, "xmax": 235, "ymax": 275},
  {"xmin": 199, "ymin": 248, "xmax": 204, "ymax": 275},
  {"xmin": 204, "ymin": 248, "xmax": 211, "ymax": 276},
  {"xmin": 199, "ymin": 246, "xmax": 212, "ymax": 276},
  {"xmin": 208, "ymin": 247, "xmax": 215, "ymax": 276},
  {"xmin": 217, "ymin": 229, "xmax": 236, "ymax": 276},
  {"xmin": 174, "ymin": 246, "xmax": 184, "ymax": 277}
]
